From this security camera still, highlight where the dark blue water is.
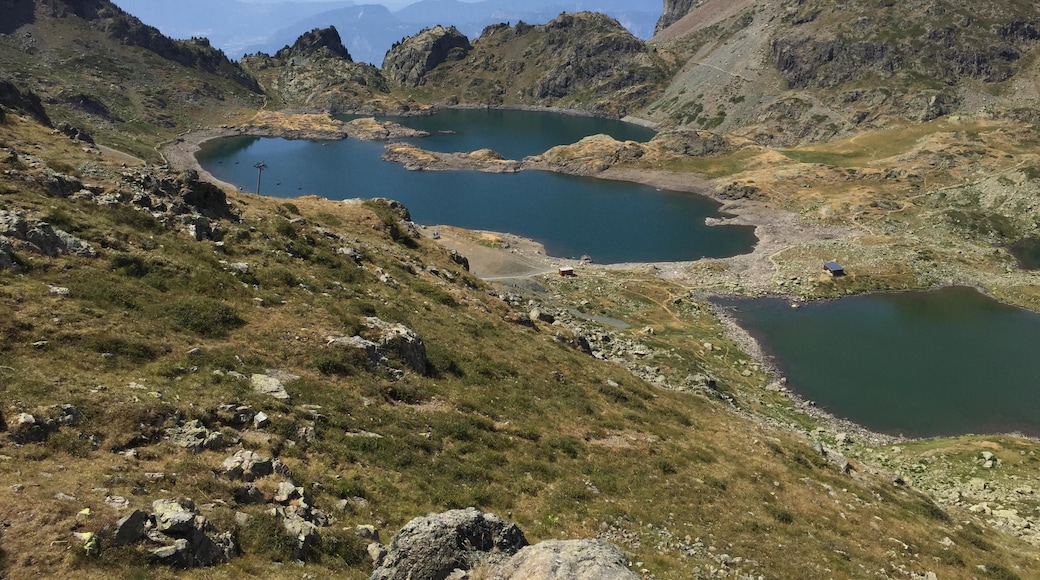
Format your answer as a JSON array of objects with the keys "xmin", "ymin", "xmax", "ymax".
[
  {"xmin": 718, "ymin": 287, "xmax": 1040, "ymax": 437},
  {"xmin": 373, "ymin": 109, "xmax": 657, "ymax": 160},
  {"xmin": 197, "ymin": 111, "xmax": 756, "ymax": 263}
]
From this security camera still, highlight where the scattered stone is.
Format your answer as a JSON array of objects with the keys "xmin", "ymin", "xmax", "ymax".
[
  {"xmin": 222, "ymin": 450, "xmax": 274, "ymax": 482},
  {"xmin": 282, "ymin": 512, "xmax": 320, "ymax": 560},
  {"xmin": 105, "ymin": 495, "xmax": 130, "ymax": 510},
  {"xmin": 233, "ymin": 484, "xmax": 265, "ymax": 505},
  {"xmin": 165, "ymin": 420, "xmax": 225, "ymax": 453},
  {"xmin": 54, "ymin": 492, "xmax": 77, "ymax": 501},
  {"xmin": 8, "ymin": 412, "xmax": 45, "ymax": 443},
  {"xmin": 253, "ymin": 412, "xmax": 270, "ymax": 429},
  {"xmin": 251, "ymin": 374, "xmax": 290, "ymax": 400},
  {"xmin": 530, "ymin": 308, "xmax": 555, "ymax": 324},
  {"xmin": 355, "ymin": 524, "xmax": 380, "ymax": 542}
]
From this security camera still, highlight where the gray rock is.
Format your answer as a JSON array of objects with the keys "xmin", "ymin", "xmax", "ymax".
[
  {"xmin": 233, "ymin": 484, "xmax": 266, "ymax": 505},
  {"xmin": 222, "ymin": 449, "xmax": 274, "ymax": 482},
  {"xmin": 153, "ymin": 498, "xmax": 197, "ymax": 534},
  {"xmin": 488, "ymin": 539, "xmax": 638, "ymax": 580},
  {"xmin": 151, "ymin": 538, "xmax": 193, "ymax": 567},
  {"xmin": 105, "ymin": 495, "xmax": 130, "ymax": 510},
  {"xmin": 366, "ymin": 318, "xmax": 428, "ymax": 375},
  {"xmin": 530, "ymin": 308, "xmax": 555, "ymax": 324},
  {"xmin": 368, "ymin": 542, "xmax": 389, "ymax": 567},
  {"xmin": 371, "ymin": 508, "xmax": 528, "ymax": 580},
  {"xmin": 253, "ymin": 411, "xmax": 270, "ymax": 429},
  {"xmin": 113, "ymin": 509, "xmax": 149, "ymax": 545},
  {"xmin": 251, "ymin": 374, "xmax": 290, "ymax": 400},
  {"xmin": 9, "ymin": 412, "xmax": 49, "ymax": 443},
  {"xmin": 283, "ymin": 513, "xmax": 320, "ymax": 560},
  {"xmin": 355, "ymin": 524, "xmax": 380, "ymax": 542},
  {"xmin": 165, "ymin": 420, "xmax": 216, "ymax": 453},
  {"xmin": 274, "ymin": 481, "xmax": 300, "ymax": 503}
]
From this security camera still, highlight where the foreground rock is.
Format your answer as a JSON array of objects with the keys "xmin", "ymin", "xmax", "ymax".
[
  {"xmin": 488, "ymin": 539, "xmax": 638, "ymax": 580},
  {"xmin": 370, "ymin": 508, "xmax": 528, "ymax": 579},
  {"xmin": 369, "ymin": 508, "xmax": 635, "ymax": 579}
]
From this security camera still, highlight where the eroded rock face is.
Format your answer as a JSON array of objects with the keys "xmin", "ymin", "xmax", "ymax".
[
  {"xmin": 655, "ymin": 0, "xmax": 699, "ymax": 35},
  {"xmin": 276, "ymin": 26, "xmax": 352, "ymax": 63},
  {"xmin": 0, "ymin": 209, "xmax": 96, "ymax": 262},
  {"xmin": 382, "ymin": 25, "xmax": 472, "ymax": 87},
  {"xmin": 370, "ymin": 508, "xmax": 528, "ymax": 580},
  {"xmin": 488, "ymin": 539, "xmax": 638, "ymax": 580}
]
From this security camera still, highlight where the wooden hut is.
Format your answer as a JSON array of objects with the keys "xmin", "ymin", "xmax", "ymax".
[{"xmin": 824, "ymin": 261, "xmax": 845, "ymax": 276}]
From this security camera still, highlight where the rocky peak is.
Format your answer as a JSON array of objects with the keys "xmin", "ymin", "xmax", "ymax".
[
  {"xmin": 655, "ymin": 0, "xmax": 701, "ymax": 35},
  {"xmin": 382, "ymin": 25, "xmax": 472, "ymax": 87},
  {"xmin": 275, "ymin": 26, "xmax": 352, "ymax": 63}
]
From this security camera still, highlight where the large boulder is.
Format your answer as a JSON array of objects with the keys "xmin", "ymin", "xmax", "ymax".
[
  {"xmin": 382, "ymin": 25, "xmax": 471, "ymax": 87},
  {"xmin": 371, "ymin": 508, "xmax": 528, "ymax": 580},
  {"xmin": 488, "ymin": 539, "xmax": 638, "ymax": 579}
]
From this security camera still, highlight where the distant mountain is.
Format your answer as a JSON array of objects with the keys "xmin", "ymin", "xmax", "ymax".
[
  {"xmin": 113, "ymin": 0, "xmax": 661, "ymax": 65},
  {"xmin": 110, "ymin": 0, "xmax": 358, "ymax": 56}
]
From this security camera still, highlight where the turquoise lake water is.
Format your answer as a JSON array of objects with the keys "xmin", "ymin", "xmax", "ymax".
[{"xmin": 717, "ymin": 287, "xmax": 1040, "ymax": 438}]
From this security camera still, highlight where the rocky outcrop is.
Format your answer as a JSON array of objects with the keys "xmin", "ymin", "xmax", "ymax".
[
  {"xmin": 370, "ymin": 508, "xmax": 528, "ymax": 579},
  {"xmin": 655, "ymin": 0, "xmax": 700, "ymax": 35},
  {"xmin": 488, "ymin": 539, "xmax": 638, "ymax": 580},
  {"xmin": 241, "ymin": 28, "xmax": 395, "ymax": 112},
  {"xmin": 275, "ymin": 26, "xmax": 352, "ymax": 63},
  {"xmin": 0, "ymin": 81, "xmax": 52, "ymax": 127},
  {"xmin": 383, "ymin": 25, "xmax": 472, "ymax": 88},
  {"xmin": 326, "ymin": 317, "xmax": 430, "ymax": 377},
  {"xmin": 525, "ymin": 130, "xmax": 729, "ymax": 176},
  {"xmin": 0, "ymin": 210, "xmax": 95, "ymax": 270},
  {"xmin": 382, "ymin": 143, "xmax": 521, "ymax": 173},
  {"xmin": 417, "ymin": 13, "xmax": 670, "ymax": 117},
  {"xmin": 370, "ymin": 509, "xmax": 637, "ymax": 579}
]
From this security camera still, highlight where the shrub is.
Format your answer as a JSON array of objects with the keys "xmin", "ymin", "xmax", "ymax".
[
  {"xmin": 239, "ymin": 512, "xmax": 295, "ymax": 562},
  {"xmin": 313, "ymin": 349, "xmax": 368, "ymax": 376},
  {"xmin": 167, "ymin": 297, "xmax": 245, "ymax": 338},
  {"xmin": 109, "ymin": 253, "xmax": 149, "ymax": 277},
  {"xmin": 84, "ymin": 335, "xmax": 157, "ymax": 362}
]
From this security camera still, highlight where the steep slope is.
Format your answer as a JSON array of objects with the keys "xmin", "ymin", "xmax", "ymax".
[
  {"xmin": 647, "ymin": 0, "xmax": 1040, "ymax": 145},
  {"xmin": 407, "ymin": 13, "xmax": 673, "ymax": 117},
  {"xmin": 0, "ymin": 0, "xmax": 264, "ymax": 158},
  {"xmin": 240, "ymin": 26, "xmax": 410, "ymax": 113}
]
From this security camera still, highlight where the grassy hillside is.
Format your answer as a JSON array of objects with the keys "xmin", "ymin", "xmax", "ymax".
[{"xmin": 0, "ymin": 1, "xmax": 262, "ymax": 160}]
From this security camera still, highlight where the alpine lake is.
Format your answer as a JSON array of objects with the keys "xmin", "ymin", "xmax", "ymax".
[{"xmin": 198, "ymin": 109, "xmax": 1040, "ymax": 439}]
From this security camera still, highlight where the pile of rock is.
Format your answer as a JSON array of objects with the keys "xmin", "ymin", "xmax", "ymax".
[
  {"xmin": 4, "ymin": 404, "xmax": 81, "ymax": 444},
  {"xmin": 111, "ymin": 499, "xmax": 237, "ymax": 568},
  {"xmin": 221, "ymin": 449, "xmax": 332, "ymax": 560},
  {"xmin": 0, "ymin": 209, "xmax": 96, "ymax": 271},
  {"xmin": 325, "ymin": 317, "xmax": 429, "ymax": 378}
]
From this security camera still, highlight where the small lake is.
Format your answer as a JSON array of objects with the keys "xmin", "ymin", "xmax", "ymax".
[
  {"xmin": 717, "ymin": 287, "xmax": 1040, "ymax": 438},
  {"xmin": 197, "ymin": 109, "xmax": 757, "ymax": 263}
]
